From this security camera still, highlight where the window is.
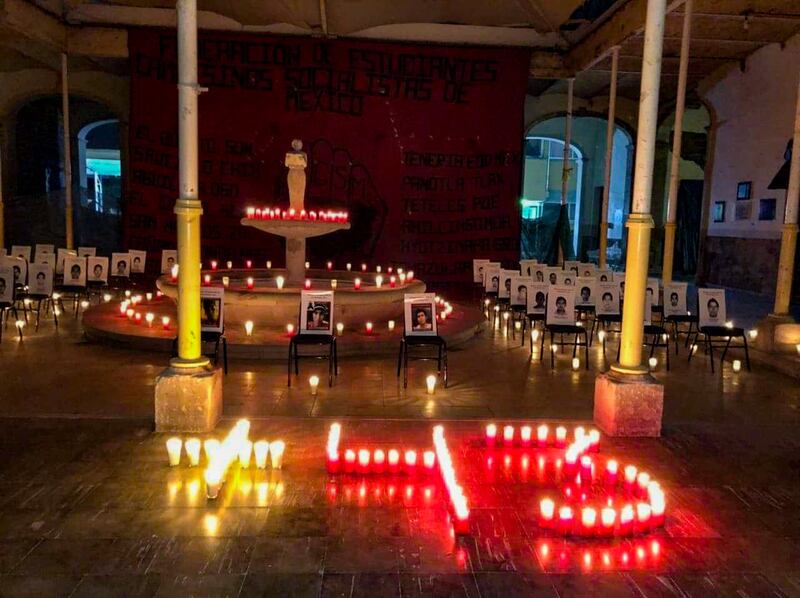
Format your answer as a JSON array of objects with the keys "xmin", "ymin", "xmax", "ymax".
[
  {"xmin": 713, "ymin": 202, "xmax": 726, "ymax": 223},
  {"xmin": 758, "ymin": 198, "xmax": 776, "ymax": 221}
]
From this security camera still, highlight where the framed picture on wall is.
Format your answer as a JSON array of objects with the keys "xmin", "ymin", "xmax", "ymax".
[
  {"xmin": 759, "ymin": 198, "xmax": 777, "ymax": 221},
  {"xmin": 736, "ymin": 181, "xmax": 752, "ymax": 200},
  {"xmin": 712, "ymin": 202, "xmax": 726, "ymax": 223},
  {"xmin": 735, "ymin": 201, "xmax": 752, "ymax": 221}
]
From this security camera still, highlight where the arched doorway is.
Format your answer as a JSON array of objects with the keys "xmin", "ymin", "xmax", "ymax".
[
  {"xmin": 78, "ymin": 119, "xmax": 121, "ymax": 215},
  {"xmin": 521, "ymin": 116, "xmax": 633, "ymax": 268}
]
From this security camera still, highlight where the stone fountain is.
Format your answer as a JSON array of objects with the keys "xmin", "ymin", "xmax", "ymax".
[{"xmin": 240, "ymin": 139, "xmax": 350, "ymax": 284}]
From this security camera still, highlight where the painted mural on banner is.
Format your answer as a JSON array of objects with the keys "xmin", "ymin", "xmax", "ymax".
[{"xmin": 127, "ymin": 31, "xmax": 530, "ymax": 284}]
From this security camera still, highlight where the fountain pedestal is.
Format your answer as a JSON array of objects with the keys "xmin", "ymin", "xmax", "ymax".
[{"xmin": 241, "ymin": 218, "xmax": 350, "ymax": 284}]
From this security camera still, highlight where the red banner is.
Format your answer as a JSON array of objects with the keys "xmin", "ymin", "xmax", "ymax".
[{"xmin": 127, "ymin": 30, "xmax": 529, "ymax": 286}]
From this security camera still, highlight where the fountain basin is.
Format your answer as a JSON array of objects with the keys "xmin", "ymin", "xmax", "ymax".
[
  {"xmin": 157, "ymin": 269, "xmax": 426, "ymax": 330},
  {"xmin": 241, "ymin": 217, "xmax": 350, "ymax": 239}
]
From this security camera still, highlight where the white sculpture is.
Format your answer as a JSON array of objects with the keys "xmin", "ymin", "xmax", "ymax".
[{"xmin": 285, "ymin": 139, "xmax": 308, "ymax": 212}]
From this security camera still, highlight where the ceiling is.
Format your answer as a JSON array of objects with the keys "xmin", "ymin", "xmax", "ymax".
[{"xmin": 1, "ymin": 0, "xmax": 800, "ymax": 108}]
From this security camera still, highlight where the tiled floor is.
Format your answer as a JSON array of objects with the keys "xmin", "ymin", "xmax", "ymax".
[{"xmin": 0, "ymin": 307, "xmax": 799, "ymax": 596}]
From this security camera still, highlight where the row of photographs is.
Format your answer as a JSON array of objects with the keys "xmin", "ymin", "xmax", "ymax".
[
  {"xmin": 1, "ymin": 246, "xmax": 180, "ymax": 278},
  {"xmin": 474, "ymin": 259, "xmax": 607, "ymax": 285}
]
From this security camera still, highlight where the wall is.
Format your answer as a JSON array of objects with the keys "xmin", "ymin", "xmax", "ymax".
[{"xmin": 700, "ymin": 32, "xmax": 800, "ymax": 299}]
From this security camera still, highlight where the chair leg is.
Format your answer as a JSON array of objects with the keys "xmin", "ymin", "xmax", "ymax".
[
  {"xmin": 550, "ymin": 331, "xmax": 555, "ymax": 369},
  {"xmin": 539, "ymin": 328, "xmax": 545, "ymax": 361},
  {"xmin": 396, "ymin": 341, "xmax": 403, "ymax": 377},
  {"xmin": 287, "ymin": 342, "xmax": 293, "ymax": 387},
  {"xmin": 223, "ymin": 338, "xmax": 228, "ymax": 375},
  {"xmin": 707, "ymin": 335, "xmax": 715, "ymax": 373},
  {"xmin": 665, "ymin": 340, "xmax": 670, "ymax": 371},
  {"xmin": 584, "ymin": 333, "xmax": 589, "ymax": 369},
  {"xmin": 437, "ymin": 344, "xmax": 442, "ymax": 374},
  {"xmin": 329, "ymin": 343, "xmax": 334, "ymax": 387},
  {"xmin": 742, "ymin": 335, "xmax": 751, "ymax": 371},
  {"xmin": 721, "ymin": 336, "xmax": 732, "ymax": 365},
  {"xmin": 443, "ymin": 345, "xmax": 448, "ymax": 388},
  {"xmin": 403, "ymin": 343, "xmax": 409, "ymax": 389}
]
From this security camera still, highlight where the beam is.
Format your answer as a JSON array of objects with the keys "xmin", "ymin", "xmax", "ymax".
[
  {"xmin": 67, "ymin": 27, "xmax": 128, "ymax": 59},
  {"xmin": 530, "ymin": 51, "xmax": 570, "ymax": 78}
]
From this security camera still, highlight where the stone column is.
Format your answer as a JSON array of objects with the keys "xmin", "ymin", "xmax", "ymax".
[
  {"xmin": 662, "ymin": 0, "xmax": 693, "ymax": 285},
  {"xmin": 559, "ymin": 78, "xmax": 574, "ymax": 263},
  {"xmin": 61, "ymin": 53, "xmax": 74, "ymax": 249},
  {"xmin": 154, "ymin": 0, "xmax": 222, "ymax": 433},
  {"xmin": 594, "ymin": 0, "xmax": 667, "ymax": 437},
  {"xmin": 599, "ymin": 47, "xmax": 619, "ymax": 270}
]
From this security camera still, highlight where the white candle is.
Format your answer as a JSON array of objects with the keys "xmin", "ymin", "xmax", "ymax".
[
  {"xmin": 346, "ymin": 263, "xmax": 352, "ymax": 271},
  {"xmin": 266, "ymin": 261, "xmax": 272, "ymax": 269},
  {"xmin": 254, "ymin": 440, "xmax": 269, "ymax": 469},
  {"xmin": 648, "ymin": 357, "xmax": 657, "ymax": 370},
  {"xmin": 309, "ymin": 375, "xmax": 320, "ymax": 395},
  {"xmin": 166, "ymin": 437, "xmax": 182, "ymax": 466},
  {"xmin": 226, "ymin": 260, "xmax": 233, "ymax": 269},
  {"xmin": 270, "ymin": 441, "xmax": 285, "ymax": 469},
  {"xmin": 388, "ymin": 320, "xmax": 395, "ymax": 331},
  {"xmin": 426, "ymin": 374, "xmax": 436, "ymax": 394},
  {"xmin": 733, "ymin": 359, "xmax": 741, "ymax": 372},
  {"xmin": 748, "ymin": 329, "xmax": 758, "ymax": 339},
  {"xmin": 286, "ymin": 323, "xmax": 295, "ymax": 335},
  {"xmin": 336, "ymin": 322, "xmax": 344, "ymax": 335},
  {"xmin": 222, "ymin": 276, "xmax": 229, "ymax": 287},
  {"xmin": 162, "ymin": 316, "xmax": 170, "ymax": 330},
  {"xmin": 276, "ymin": 276, "xmax": 285, "ymax": 289},
  {"xmin": 185, "ymin": 438, "xmax": 201, "ymax": 467},
  {"xmin": 572, "ymin": 357, "xmax": 580, "ymax": 370},
  {"xmin": 245, "ymin": 321, "xmax": 254, "ymax": 336},
  {"xmin": 204, "ymin": 468, "xmax": 222, "ymax": 499},
  {"xmin": 375, "ymin": 275, "xmax": 383, "ymax": 288},
  {"xmin": 145, "ymin": 313, "xmax": 154, "ymax": 327},
  {"xmin": 239, "ymin": 440, "xmax": 253, "ymax": 468},
  {"xmin": 203, "ymin": 439, "xmax": 220, "ymax": 461},
  {"xmin": 103, "ymin": 293, "xmax": 112, "ymax": 303},
  {"xmin": 531, "ymin": 329, "xmax": 539, "ymax": 342},
  {"xmin": 331, "ymin": 279, "xmax": 338, "ymax": 289},
  {"xmin": 305, "ymin": 261, "xmax": 310, "ymax": 269}
]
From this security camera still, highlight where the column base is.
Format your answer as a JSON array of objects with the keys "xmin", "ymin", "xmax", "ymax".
[
  {"xmin": 593, "ymin": 371, "xmax": 664, "ymax": 437},
  {"xmin": 754, "ymin": 314, "xmax": 799, "ymax": 354},
  {"xmin": 154, "ymin": 365, "xmax": 223, "ymax": 433}
]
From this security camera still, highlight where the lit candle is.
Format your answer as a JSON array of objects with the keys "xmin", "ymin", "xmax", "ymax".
[
  {"xmin": 531, "ymin": 329, "xmax": 539, "ymax": 342},
  {"xmin": 399, "ymin": 273, "xmax": 407, "ymax": 283},
  {"xmin": 146, "ymin": 292, "xmax": 153, "ymax": 301},
  {"xmin": 361, "ymin": 263, "xmax": 367, "ymax": 272},
  {"xmin": 166, "ymin": 437, "xmax": 182, "ymax": 466},
  {"xmin": 536, "ymin": 424, "xmax": 548, "ymax": 447},
  {"xmin": 309, "ymin": 375, "xmax": 320, "ymax": 396},
  {"xmin": 365, "ymin": 322, "xmax": 373, "ymax": 333},
  {"xmin": 407, "ymin": 270, "xmax": 414, "ymax": 281},
  {"xmin": 276, "ymin": 276, "xmax": 285, "ymax": 289},
  {"xmin": 572, "ymin": 357, "xmax": 580, "ymax": 370},
  {"xmin": 346, "ymin": 263, "xmax": 352, "ymax": 271},
  {"xmin": 624, "ymin": 466, "xmax": 637, "ymax": 494},
  {"xmin": 134, "ymin": 312, "xmax": 142, "ymax": 324},
  {"xmin": 390, "ymin": 276, "xmax": 396, "ymax": 288},
  {"xmin": 579, "ymin": 455, "xmax": 593, "ymax": 484},
  {"xmin": 376, "ymin": 265, "xmax": 382, "ymax": 273},
  {"xmin": 600, "ymin": 507, "xmax": 616, "ymax": 536},
  {"xmin": 357, "ymin": 449, "xmax": 371, "ymax": 474},
  {"xmin": 336, "ymin": 322, "xmax": 344, "ymax": 335},
  {"xmin": 588, "ymin": 429, "xmax": 600, "ymax": 452},
  {"xmin": 520, "ymin": 425, "xmax": 532, "ymax": 446},
  {"xmin": 605, "ymin": 459, "xmax": 618, "ymax": 487},
  {"xmin": 246, "ymin": 207, "xmax": 255, "ymax": 218},
  {"xmin": 204, "ymin": 468, "xmax": 222, "ymax": 499},
  {"xmin": 145, "ymin": 312, "xmax": 154, "ymax": 327},
  {"xmin": 269, "ymin": 440, "xmax": 285, "ymax": 469},
  {"xmin": 503, "ymin": 425, "xmax": 514, "ymax": 445},
  {"xmin": 239, "ymin": 440, "xmax": 253, "ymax": 468},
  {"xmin": 539, "ymin": 498, "xmax": 555, "ymax": 527},
  {"xmin": 245, "ymin": 320, "xmax": 254, "ymax": 336},
  {"xmin": 373, "ymin": 449, "xmax": 386, "ymax": 473},
  {"xmin": 636, "ymin": 502, "xmax": 652, "ymax": 532},
  {"xmin": 103, "ymin": 293, "xmax": 112, "ymax": 303},
  {"xmin": 226, "ymin": 260, "xmax": 233, "ymax": 269},
  {"xmin": 254, "ymin": 440, "xmax": 269, "ymax": 469},
  {"xmin": 485, "ymin": 423, "xmax": 497, "ymax": 446},
  {"xmin": 581, "ymin": 507, "xmax": 597, "ymax": 535},
  {"xmin": 555, "ymin": 426, "xmax": 567, "ymax": 448},
  {"xmin": 375, "ymin": 275, "xmax": 383, "ymax": 288},
  {"xmin": 204, "ymin": 439, "xmax": 220, "ymax": 461},
  {"xmin": 648, "ymin": 357, "xmax": 657, "ymax": 370},
  {"xmin": 162, "ymin": 316, "xmax": 171, "ymax": 330},
  {"xmin": 185, "ymin": 438, "xmax": 201, "ymax": 467},
  {"xmin": 171, "ymin": 264, "xmax": 179, "ymax": 281},
  {"xmin": 125, "ymin": 291, "xmax": 131, "ymax": 298},
  {"xmin": 246, "ymin": 277, "xmax": 254, "ymax": 290},
  {"xmin": 286, "ymin": 324, "xmax": 295, "ymax": 335},
  {"xmin": 327, "ymin": 261, "xmax": 333, "ymax": 271},
  {"xmin": 426, "ymin": 374, "xmax": 436, "ymax": 394},
  {"xmin": 126, "ymin": 308, "xmax": 134, "ymax": 319},
  {"xmin": 648, "ymin": 484, "xmax": 666, "ymax": 526},
  {"xmin": 387, "ymin": 449, "xmax": 400, "ymax": 473},
  {"xmin": 344, "ymin": 449, "xmax": 356, "ymax": 473},
  {"xmin": 636, "ymin": 472, "xmax": 650, "ymax": 498},
  {"xmin": 210, "ymin": 260, "xmax": 218, "ymax": 270},
  {"xmin": 304, "ymin": 279, "xmax": 312, "ymax": 289},
  {"xmin": 423, "ymin": 450, "xmax": 436, "ymax": 472},
  {"xmin": 387, "ymin": 320, "xmax": 395, "ymax": 331},
  {"xmin": 246, "ymin": 260, "xmax": 252, "ymax": 269},
  {"xmin": 404, "ymin": 450, "xmax": 417, "ymax": 473},
  {"xmin": 354, "ymin": 278, "xmax": 361, "ymax": 290},
  {"xmin": 558, "ymin": 506, "xmax": 574, "ymax": 535},
  {"xmin": 305, "ymin": 261, "xmax": 310, "ymax": 269},
  {"xmin": 266, "ymin": 260, "xmax": 272, "ymax": 269},
  {"xmin": 733, "ymin": 359, "xmax": 741, "ymax": 372},
  {"xmin": 619, "ymin": 504, "xmax": 634, "ymax": 535},
  {"xmin": 331, "ymin": 279, "xmax": 338, "ymax": 289}
]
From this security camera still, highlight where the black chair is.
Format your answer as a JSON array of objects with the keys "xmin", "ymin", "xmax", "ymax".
[
  {"xmin": 541, "ymin": 323, "xmax": 589, "ymax": 369},
  {"xmin": 615, "ymin": 324, "xmax": 672, "ymax": 371},
  {"xmin": 171, "ymin": 330, "xmax": 228, "ymax": 374},
  {"xmin": 594, "ymin": 313, "xmax": 622, "ymax": 357},
  {"xmin": 508, "ymin": 305, "xmax": 528, "ymax": 345},
  {"xmin": 575, "ymin": 305, "xmax": 596, "ymax": 344},
  {"xmin": 527, "ymin": 313, "xmax": 546, "ymax": 357},
  {"xmin": 665, "ymin": 314, "xmax": 699, "ymax": 354},
  {"xmin": 25, "ymin": 294, "xmax": 60, "ymax": 331},
  {"xmin": 397, "ymin": 334, "xmax": 448, "ymax": 389},
  {"xmin": 0, "ymin": 301, "xmax": 23, "ymax": 342},
  {"xmin": 288, "ymin": 333, "xmax": 338, "ymax": 387},
  {"xmin": 687, "ymin": 325, "xmax": 751, "ymax": 373}
]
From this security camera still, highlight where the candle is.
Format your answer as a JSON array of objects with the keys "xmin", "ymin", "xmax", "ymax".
[
  {"xmin": 733, "ymin": 359, "xmax": 741, "ymax": 372},
  {"xmin": 423, "ymin": 450, "xmax": 436, "ymax": 472},
  {"xmin": 520, "ymin": 425, "xmax": 532, "ymax": 446},
  {"xmin": 579, "ymin": 455, "xmax": 593, "ymax": 485},
  {"xmin": 503, "ymin": 425, "xmax": 514, "ymax": 445},
  {"xmin": 354, "ymin": 278, "xmax": 361, "ymax": 290},
  {"xmin": 375, "ymin": 275, "xmax": 383, "ymax": 288},
  {"xmin": 239, "ymin": 440, "xmax": 253, "ymax": 468},
  {"xmin": 166, "ymin": 437, "xmax": 182, "ymax": 466},
  {"xmin": 286, "ymin": 324, "xmax": 295, "ymax": 335},
  {"xmin": 426, "ymin": 374, "xmax": 436, "ymax": 394},
  {"xmin": 390, "ymin": 276, "xmax": 396, "ymax": 288},
  {"xmin": 387, "ymin": 320, "xmax": 395, "ymax": 331},
  {"xmin": 327, "ymin": 261, "xmax": 333, "ymax": 270},
  {"xmin": 246, "ymin": 260, "xmax": 252, "ymax": 269},
  {"xmin": 126, "ymin": 308, "xmax": 135, "ymax": 319},
  {"xmin": 536, "ymin": 424, "xmax": 548, "ymax": 447},
  {"xmin": 620, "ymin": 504, "xmax": 634, "ymax": 535},
  {"xmin": 244, "ymin": 320, "xmax": 254, "ymax": 336},
  {"xmin": 305, "ymin": 261, "xmax": 310, "ymax": 269},
  {"xmin": 103, "ymin": 293, "xmax": 112, "ymax": 303},
  {"xmin": 358, "ymin": 449, "xmax": 371, "ymax": 474},
  {"xmin": 600, "ymin": 507, "xmax": 616, "ymax": 536},
  {"xmin": 185, "ymin": 438, "xmax": 201, "ymax": 467},
  {"xmin": 555, "ymin": 426, "xmax": 567, "ymax": 448},
  {"xmin": 373, "ymin": 449, "xmax": 386, "ymax": 473},
  {"xmin": 539, "ymin": 498, "xmax": 555, "ymax": 527},
  {"xmin": 162, "ymin": 316, "xmax": 171, "ymax": 330},
  {"xmin": 276, "ymin": 276, "xmax": 285, "ymax": 289},
  {"xmin": 331, "ymin": 279, "xmax": 338, "ymax": 289},
  {"xmin": 205, "ymin": 468, "xmax": 222, "ymax": 499},
  {"xmin": 266, "ymin": 260, "xmax": 272, "ymax": 269},
  {"xmin": 588, "ymin": 429, "xmax": 600, "ymax": 452},
  {"xmin": 134, "ymin": 312, "xmax": 142, "ymax": 324},
  {"xmin": 309, "ymin": 375, "xmax": 320, "ymax": 395},
  {"xmin": 648, "ymin": 484, "xmax": 666, "ymax": 526},
  {"xmin": 145, "ymin": 313, "xmax": 154, "ymax": 327},
  {"xmin": 636, "ymin": 502, "xmax": 652, "ymax": 532},
  {"xmin": 210, "ymin": 260, "xmax": 218, "ymax": 270},
  {"xmin": 346, "ymin": 263, "xmax": 352, "ymax": 271},
  {"xmin": 581, "ymin": 507, "xmax": 597, "ymax": 535},
  {"xmin": 246, "ymin": 207, "xmax": 255, "ymax": 218},
  {"xmin": 246, "ymin": 277, "xmax": 254, "ymax": 290},
  {"xmin": 404, "ymin": 450, "xmax": 417, "ymax": 473},
  {"xmin": 204, "ymin": 438, "xmax": 220, "ymax": 461},
  {"xmin": 399, "ymin": 273, "xmax": 407, "ymax": 283},
  {"xmin": 558, "ymin": 506, "xmax": 574, "ymax": 535},
  {"xmin": 304, "ymin": 279, "xmax": 312, "ymax": 289},
  {"xmin": 570, "ymin": 357, "xmax": 580, "ymax": 370},
  {"xmin": 146, "ymin": 292, "xmax": 153, "ymax": 301},
  {"xmin": 226, "ymin": 260, "xmax": 233, "ymax": 269},
  {"xmin": 636, "ymin": 472, "xmax": 650, "ymax": 498},
  {"xmin": 270, "ymin": 441, "xmax": 285, "ymax": 469},
  {"xmin": 361, "ymin": 263, "xmax": 367, "ymax": 272},
  {"xmin": 485, "ymin": 423, "xmax": 497, "ymax": 446},
  {"xmin": 648, "ymin": 357, "xmax": 657, "ymax": 370},
  {"xmin": 624, "ymin": 465, "xmax": 637, "ymax": 493},
  {"xmin": 336, "ymin": 322, "xmax": 344, "ymax": 335},
  {"xmin": 407, "ymin": 271, "xmax": 414, "ymax": 281},
  {"xmin": 254, "ymin": 440, "xmax": 269, "ymax": 469},
  {"xmin": 171, "ymin": 264, "xmax": 179, "ymax": 281},
  {"xmin": 531, "ymin": 329, "xmax": 539, "ymax": 342},
  {"xmin": 605, "ymin": 459, "xmax": 618, "ymax": 487},
  {"xmin": 564, "ymin": 447, "xmax": 578, "ymax": 475},
  {"xmin": 388, "ymin": 449, "xmax": 400, "ymax": 473},
  {"xmin": 344, "ymin": 449, "xmax": 356, "ymax": 473},
  {"xmin": 365, "ymin": 322, "xmax": 373, "ymax": 333}
]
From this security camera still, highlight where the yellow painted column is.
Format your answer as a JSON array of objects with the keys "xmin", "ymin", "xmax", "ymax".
[
  {"xmin": 772, "ymin": 71, "xmax": 800, "ymax": 316},
  {"xmin": 171, "ymin": 0, "xmax": 209, "ymax": 368},
  {"xmin": 611, "ymin": 0, "xmax": 667, "ymax": 375}
]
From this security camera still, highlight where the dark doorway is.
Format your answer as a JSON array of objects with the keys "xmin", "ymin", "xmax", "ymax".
[{"xmin": 675, "ymin": 179, "xmax": 703, "ymax": 276}]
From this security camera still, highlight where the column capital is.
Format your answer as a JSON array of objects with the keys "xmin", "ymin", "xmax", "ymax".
[
  {"xmin": 174, "ymin": 198, "xmax": 203, "ymax": 216},
  {"xmin": 664, "ymin": 221, "xmax": 677, "ymax": 230},
  {"xmin": 625, "ymin": 213, "xmax": 654, "ymax": 229}
]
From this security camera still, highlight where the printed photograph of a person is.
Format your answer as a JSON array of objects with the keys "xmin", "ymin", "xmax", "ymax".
[
  {"xmin": 548, "ymin": 272, "xmax": 557, "ymax": 285},
  {"xmin": 669, "ymin": 292, "xmax": 679, "ymax": 308},
  {"xmin": 579, "ymin": 286, "xmax": 591, "ymax": 305},
  {"xmin": 305, "ymin": 302, "xmax": 331, "ymax": 331},
  {"xmin": 599, "ymin": 273, "xmax": 609, "ymax": 281},
  {"xmin": 201, "ymin": 297, "xmax": 221, "ymax": 329},
  {"xmin": 491, "ymin": 275, "xmax": 499, "ymax": 293},
  {"xmin": 706, "ymin": 298, "xmax": 720, "ymax": 321},
  {"xmin": 132, "ymin": 256, "xmax": 142, "ymax": 272},
  {"xmin": 533, "ymin": 291, "xmax": 546, "ymax": 311},
  {"xmin": 412, "ymin": 304, "xmax": 433, "ymax": 332},
  {"xmin": 33, "ymin": 270, "xmax": 47, "ymax": 293},
  {"xmin": 601, "ymin": 292, "xmax": 614, "ymax": 311},
  {"xmin": 115, "ymin": 259, "xmax": 128, "ymax": 277},
  {"xmin": 0, "ymin": 273, "xmax": 11, "ymax": 302},
  {"xmin": 514, "ymin": 284, "xmax": 527, "ymax": 306},
  {"xmin": 69, "ymin": 263, "xmax": 82, "ymax": 283},
  {"xmin": 535, "ymin": 270, "xmax": 544, "ymax": 282}
]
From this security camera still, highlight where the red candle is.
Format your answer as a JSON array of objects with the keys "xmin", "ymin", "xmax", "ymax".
[
  {"xmin": 636, "ymin": 502, "xmax": 652, "ymax": 533},
  {"xmin": 423, "ymin": 450, "xmax": 436, "ymax": 472},
  {"xmin": 605, "ymin": 459, "xmax": 618, "ymax": 488},
  {"xmin": 539, "ymin": 498, "xmax": 555, "ymax": 528},
  {"xmin": 309, "ymin": 211, "xmax": 317, "ymax": 221},
  {"xmin": 246, "ymin": 277, "xmax": 254, "ymax": 290},
  {"xmin": 503, "ymin": 425, "xmax": 514, "ymax": 446},
  {"xmin": 300, "ymin": 209, "xmax": 307, "ymax": 219},
  {"xmin": 365, "ymin": 322, "xmax": 373, "ymax": 334},
  {"xmin": 289, "ymin": 208, "xmax": 296, "ymax": 219},
  {"xmin": 344, "ymin": 449, "xmax": 356, "ymax": 474},
  {"xmin": 636, "ymin": 472, "xmax": 650, "ymax": 499},
  {"xmin": 373, "ymin": 449, "xmax": 385, "ymax": 474},
  {"xmin": 649, "ymin": 484, "xmax": 666, "ymax": 526},
  {"xmin": 555, "ymin": 426, "xmax": 567, "ymax": 448},
  {"xmin": 357, "ymin": 449, "xmax": 370, "ymax": 474},
  {"xmin": 537, "ymin": 424, "xmax": 549, "ymax": 447},
  {"xmin": 619, "ymin": 504, "xmax": 634, "ymax": 535},
  {"xmin": 485, "ymin": 424, "xmax": 497, "ymax": 446},
  {"xmin": 387, "ymin": 449, "xmax": 400, "ymax": 473},
  {"xmin": 600, "ymin": 507, "xmax": 616, "ymax": 536},
  {"xmin": 581, "ymin": 507, "xmax": 597, "ymax": 536},
  {"xmin": 304, "ymin": 279, "xmax": 312, "ymax": 289},
  {"xmin": 520, "ymin": 425, "xmax": 532, "ymax": 447},
  {"xmin": 134, "ymin": 312, "xmax": 142, "ymax": 324},
  {"xmin": 203, "ymin": 274, "xmax": 211, "ymax": 285},
  {"xmin": 327, "ymin": 261, "xmax": 333, "ymax": 271},
  {"xmin": 361, "ymin": 263, "xmax": 367, "ymax": 272},
  {"xmin": 564, "ymin": 447, "xmax": 579, "ymax": 476},
  {"xmin": 558, "ymin": 506, "xmax": 574, "ymax": 535},
  {"xmin": 246, "ymin": 260, "xmax": 252, "ymax": 269},
  {"xmin": 623, "ymin": 466, "xmax": 637, "ymax": 494},
  {"xmin": 210, "ymin": 260, "xmax": 218, "ymax": 270},
  {"xmin": 255, "ymin": 208, "xmax": 262, "ymax": 219},
  {"xmin": 404, "ymin": 450, "xmax": 417, "ymax": 474},
  {"xmin": 588, "ymin": 429, "xmax": 600, "ymax": 452},
  {"xmin": 579, "ymin": 456, "xmax": 593, "ymax": 485},
  {"xmin": 354, "ymin": 278, "xmax": 361, "ymax": 290},
  {"xmin": 326, "ymin": 450, "xmax": 340, "ymax": 473},
  {"xmin": 389, "ymin": 276, "xmax": 396, "ymax": 288}
]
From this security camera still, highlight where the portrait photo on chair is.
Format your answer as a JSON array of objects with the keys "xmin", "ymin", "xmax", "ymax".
[
  {"xmin": 472, "ymin": 259, "xmax": 489, "ymax": 284},
  {"xmin": 28, "ymin": 264, "xmax": 53, "ymax": 296},
  {"xmin": 499, "ymin": 269, "xmax": 516, "ymax": 299},
  {"xmin": 63, "ymin": 256, "xmax": 87, "ymax": 287},
  {"xmin": 545, "ymin": 286, "xmax": 576, "ymax": 326},
  {"xmin": 0, "ymin": 267, "xmax": 14, "ymax": 303},
  {"xmin": 111, "ymin": 253, "xmax": 131, "ymax": 278},
  {"xmin": 1, "ymin": 256, "xmax": 27, "ymax": 287},
  {"xmin": 404, "ymin": 293, "xmax": 437, "ymax": 336},
  {"xmin": 161, "ymin": 250, "xmax": 178, "ymax": 274},
  {"xmin": 483, "ymin": 263, "xmax": 501, "ymax": 293},
  {"xmin": 595, "ymin": 282, "xmax": 620, "ymax": 316},
  {"xmin": 300, "ymin": 291, "xmax": 334, "ymax": 335},
  {"xmin": 11, "ymin": 245, "xmax": 31, "ymax": 263},
  {"xmin": 576, "ymin": 277, "xmax": 596, "ymax": 306},
  {"xmin": 200, "ymin": 286, "xmax": 225, "ymax": 333},
  {"xmin": 527, "ymin": 283, "xmax": 548, "ymax": 315},
  {"xmin": 87, "ymin": 257, "xmax": 109, "ymax": 283},
  {"xmin": 698, "ymin": 288, "xmax": 726, "ymax": 329},
  {"xmin": 56, "ymin": 248, "xmax": 77, "ymax": 275},
  {"xmin": 663, "ymin": 282, "xmax": 688, "ymax": 317},
  {"xmin": 510, "ymin": 277, "xmax": 529, "ymax": 307},
  {"xmin": 129, "ymin": 250, "xmax": 147, "ymax": 274}
]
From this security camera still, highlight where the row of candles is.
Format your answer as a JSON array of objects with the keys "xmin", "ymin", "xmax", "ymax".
[
  {"xmin": 209, "ymin": 259, "xmax": 408, "ymax": 276},
  {"xmin": 433, "ymin": 425, "xmax": 470, "ymax": 535},
  {"xmin": 484, "ymin": 423, "xmax": 600, "ymax": 451},
  {"xmin": 210, "ymin": 272, "xmax": 416, "ymax": 290},
  {"xmin": 165, "ymin": 433, "xmax": 285, "ymax": 472},
  {"xmin": 119, "ymin": 300, "xmax": 171, "ymax": 329},
  {"xmin": 325, "ymin": 423, "xmax": 436, "ymax": 475},
  {"xmin": 245, "ymin": 206, "xmax": 349, "ymax": 223},
  {"xmin": 536, "ymin": 539, "xmax": 662, "ymax": 571}
]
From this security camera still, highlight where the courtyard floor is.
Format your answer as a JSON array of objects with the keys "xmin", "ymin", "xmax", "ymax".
[{"xmin": 0, "ymin": 309, "xmax": 799, "ymax": 596}]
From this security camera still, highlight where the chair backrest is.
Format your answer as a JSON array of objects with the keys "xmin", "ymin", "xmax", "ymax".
[
  {"xmin": 404, "ymin": 292, "xmax": 437, "ymax": 336},
  {"xmin": 28, "ymin": 263, "xmax": 54, "ymax": 297},
  {"xmin": 299, "ymin": 290, "xmax": 334, "ymax": 336},
  {"xmin": 0, "ymin": 266, "xmax": 15, "ymax": 303},
  {"xmin": 63, "ymin": 255, "xmax": 87, "ymax": 288},
  {"xmin": 663, "ymin": 282, "xmax": 688, "ymax": 317},
  {"xmin": 697, "ymin": 288, "xmax": 726, "ymax": 328},
  {"xmin": 595, "ymin": 282, "xmax": 620, "ymax": 316},
  {"xmin": 10, "ymin": 245, "xmax": 31, "ymax": 263},
  {"xmin": 576, "ymin": 277, "xmax": 596, "ymax": 307},
  {"xmin": 527, "ymin": 283, "xmax": 548, "ymax": 316},
  {"xmin": 111, "ymin": 252, "xmax": 132, "ymax": 278},
  {"xmin": 546, "ymin": 285, "xmax": 576, "ymax": 326}
]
